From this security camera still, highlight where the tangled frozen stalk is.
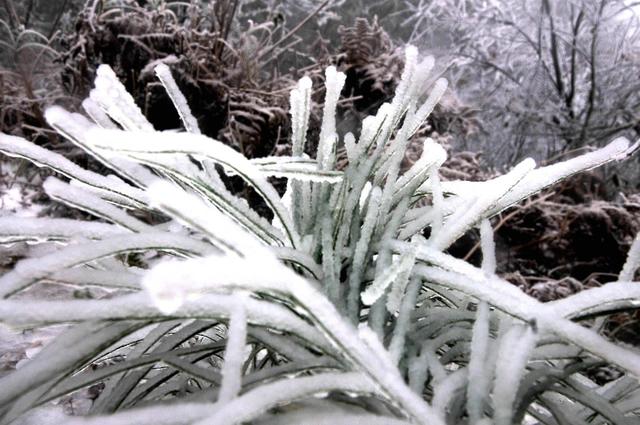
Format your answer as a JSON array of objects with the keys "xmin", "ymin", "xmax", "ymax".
[{"xmin": 0, "ymin": 45, "xmax": 639, "ymax": 424}]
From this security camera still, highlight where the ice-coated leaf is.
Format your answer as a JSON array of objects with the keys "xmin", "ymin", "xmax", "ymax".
[
  {"xmin": 317, "ymin": 66, "xmax": 346, "ymax": 171},
  {"xmin": 58, "ymin": 373, "xmax": 375, "ymax": 425},
  {"xmin": 348, "ymin": 186, "xmax": 382, "ymax": 315},
  {"xmin": 620, "ymin": 232, "xmax": 640, "ymax": 282},
  {"xmin": 391, "ymin": 139, "xmax": 447, "ymax": 205},
  {"xmin": 48, "ymin": 268, "xmax": 142, "ymax": 290},
  {"xmin": 0, "ymin": 133, "xmax": 148, "ymax": 208},
  {"xmin": 289, "ymin": 76, "xmax": 312, "ymax": 157},
  {"xmin": 82, "ymin": 98, "xmax": 118, "ymax": 129},
  {"xmin": 407, "ymin": 78, "xmax": 448, "ymax": 137},
  {"xmin": 154, "ymin": 63, "xmax": 201, "ymax": 134},
  {"xmin": 361, "ymin": 246, "xmax": 416, "ymax": 307},
  {"xmin": 91, "ymin": 64, "xmax": 154, "ymax": 132},
  {"xmin": 146, "ymin": 180, "xmax": 266, "ymax": 257},
  {"xmin": 466, "ymin": 301, "xmax": 491, "ymax": 424},
  {"xmin": 43, "ymin": 177, "xmax": 152, "ymax": 233},
  {"xmin": 343, "ymin": 132, "xmax": 358, "ymax": 164},
  {"xmin": 432, "ymin": 368, "xmax": 467, "ymax": 417},
  {"xmin": 0, "ymin": 233, "xmax": 213, "ymax": 298},
  {"xmin": 0, "ymin": 216, "xmax": 125, "ymax": 245},
  {"xmin": 2, "ymin": 43, "xmax": 639, "ymax": 425},
  {"xmin": 546, "ymin": 281, "xmax": 640, "ymax": 319},
  {"xmin": 492, "ymin": 324, "xmax": 537, "ymax": 425},
  {"xmin": 86, "ymin": 128, "xmax": 301, "ymax": 248},
  {"xmin": 218, "ymin": 295, "xmax": 247, "ymax": 403},
  {"xmin": 414, "ymin": 265, "xmax": 640, "ymax": 377},
  {"xmin": 249, "ymin": 156, "xmax": 343, "ymax": 182},
  {"xmin": 480, "ymin": 219, "xmax": 496, "ymax": 275},
  {"xmin": 486, "ymin": 137, "xmax": 635, "ymax": 217},
  {"xmin": 387, "ymin": 277, "xmax": 421, "ymax": 364},
  {"xmin": 428, "ymin": 158, "xmax": 536, "ymax": 250},
  {"xmin": 0, "ymin": 294, "xmax": 327, "ymax": 351},
  {"xmin": 0, "ymin": 322, "xmax": 146, "ymax": 421}
]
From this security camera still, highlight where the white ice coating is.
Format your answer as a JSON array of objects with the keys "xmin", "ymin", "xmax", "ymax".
[
  {"xmin": 619, "ymin": 232, "xmax": 640, "ymax": 282},
  {"xmin": 290, "ymin": 76, "xmax": 312, "ymax": 156},
  {"xmin": 146, "ymin": 180, "xmax": 267, "ymax": 256},
  {"xmin": 386, "ymin": 242, "xmax": 419, "ymax": 314},
  {"xmin": 92, "ymin": 64, "xmax": 154, "ymax": 132},
  {"xmin": 466, "ymin": 301, "xmax": 491, "ymax": 424},
  {"xmin": 392, "ymin": 139, "xmax": 446, "ymax": 203},
  {"xmin": 414, "ymin": 265, "xmax": 640, "ymax": 378},
  {"xmin": 432, "ymin": 368, "xmax": 467, "ymax": 417},
  {"xmin": 141, "ymin": 250, "xmax": 284, "ymax": 315},
  {"xmin": 486, "ymin": 137, "xmax": 633, "ymax": 216},
  {"xmin": 389, "ymin": 46, "xmax": 418, "ymax": 120},
  {"xmin": 546, "ymin": 281, "xmax": 640, "ymax": 319},
  {"xmin": 407, "ymin": 78, "xmax": 448, "ymax": 137},
  {"xmin": 81, "ymin": 98, "xmax": 118, "ymax": 129},
  {"xmin": 46, "ymin": 105, "xmax": 158, "ymax": 189},
  {"xmin": 361, "ymin": 247, "xmax": 416, "ymax": 307},
  {"xmin": 387, "ymin": 276, "xmax": 421, "ymax": 364},
  {"xmin": 428, "ymin": 157, "xmax": 536, "ymax": 251},
  {"xmin": 360, "ymin": 103, "xmax": 392, "ymax": 148},
  {"xmin": 344, "ymin": 132, "xmax": 357, "ymax": 164},
  {"xmin": 0, "ymin": 233, "xmax": 213, "ymax": 298},
  {"xmin": 348, "ymin": 186, "xmax": 382, "ymax": 314},
  {"xmin": 492, "ymin": 324, "xmax": 537, "ymax": 425},
  {"xmin": 86, "ymin": 127, "xmax": 301, "ymax": 248},
  {"xmin": 253, "ymin": 159, "xmax": 343, "ymax": 182},
  {"xmin": 154, "ymin": 63, "xmax": 201, "ymax": 134},
  {"xmin": 0, "ymin": 132, "xmax": 148, "ymax": 208},
  {"xmin": 317, "ymin": 66, "xmax": 346, "ymax": 170},
  {"xmin": 218, "ymin": 294, "xmax": 248, "ymax": 403},
  {"xmin": 480, "ymin": 219, "xmax": 496, "ymax": 275},
  {"xmin": 428, "ymin": 168, "xmax": 444, "ymax": 237},
  {"xmin": 43, "ymin": 177, "xmax": 152, "ymax": 233},
  {"xmin": 0, "ymin": 216, "xmax": 125, "ymax": 244}
]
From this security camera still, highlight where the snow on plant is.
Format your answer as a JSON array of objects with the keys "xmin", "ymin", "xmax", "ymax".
[{"xmin": 0, "ymin": 45, "xmax": 639, "ymax": 424}]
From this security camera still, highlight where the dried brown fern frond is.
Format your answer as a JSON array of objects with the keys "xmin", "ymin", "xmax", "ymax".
[
  {"xmin": 60, "ymin": 0, "xmax": 293, "ymax": 157},
  {"xmin": 337, "ymin": 17, "xmax": 402, "ymax": 112}
]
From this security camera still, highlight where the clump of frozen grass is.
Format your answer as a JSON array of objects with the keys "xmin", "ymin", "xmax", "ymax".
[{"xmin": 0, "ymin": 47, "xmax": 639, "ymax": 425}]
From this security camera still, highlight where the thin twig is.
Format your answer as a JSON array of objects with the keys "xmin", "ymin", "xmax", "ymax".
[{"xmin": 256, "ymin": 0, "xmax": 331, "ymax": 61}]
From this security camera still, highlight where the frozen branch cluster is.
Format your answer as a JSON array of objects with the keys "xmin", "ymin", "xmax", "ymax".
[{"xmin": 0, "ymin": 46, "xmax": 639, "ymax": 425}]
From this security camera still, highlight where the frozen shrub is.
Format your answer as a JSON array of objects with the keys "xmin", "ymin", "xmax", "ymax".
[{"xmin": 0, "ymin": 46, "xmax": 639, "ymax": 424}]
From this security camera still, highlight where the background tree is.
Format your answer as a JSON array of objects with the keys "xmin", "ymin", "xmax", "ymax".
[{"xmin": 426, "ymin": 0, "xmax": 640, "ymax": 167}]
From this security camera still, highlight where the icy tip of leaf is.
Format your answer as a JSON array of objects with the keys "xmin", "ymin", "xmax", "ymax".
[
  {"xmin": 44, "ymin": 106, "xmax": 70, "ymax": 127},
  {"xmin": 504, "ymin": 157, "xmax": 536, "ymax": 178},
  {"xmin": 96, "ymin": 64, "xmax": 117, "ymax": 78},
  {"xmin": 609, "ymin": 136, "xmax": 630, "ymax": 152},
  {"xmin": 298, "ymin": 76, "xmax": 312, "ymax": 90},
  {"xmin": 423, "ymin": 138, "xmax": 447, "ymax": 164},
  {"xmin": 413, "ymin": 56, "xmax": 435, "ymax": 86},
  {"xmin": 433, "ymin": 78, "xmax": 448, "ymax": 94},
  {"xmin": 325, "ymin": 66, "xmax": 346, "ymax": 82},
  {"xmin": 404, "ymin": 45, "xmax": 418, "ymax": 61},
  {"xmin": 325, "ymin": 65, "xmax": 337, "ymax": 79},
  {"xmin": 610, "ymin": 137, "xmax": 638, "ymax": 160},
  {"xmin": 81, "ymin": 98, "xmax": 96, "ymax": 110},
  {"xmin": 154, "ymin": 62, "xmax": 171, "ymax": 77}
]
